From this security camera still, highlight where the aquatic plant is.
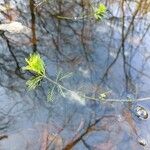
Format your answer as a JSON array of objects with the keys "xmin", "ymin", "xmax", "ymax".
[
  {"xmin": 94, "ymin": 4, "xmax": 107, "ymax": 21},
  {"xmin": 47, "ymin": 70, "xmax": 73, "ymax": 101},
  {"xmin": 23, "ymin": 53, "xmax": 73, "ymax": 100},
  {"xmin": 22, "ymin": 53, "xmax": 45, "ymax": 90},
  {"xmin": 23, "ymin": 53, "xmax": 109, "ymax": 101},
  {"xmin": 23, "ymin": 53, "xmax": 150, "ymax": 103},
  {"xmin": 23, "ymin": 53, "xmax": 45, "ymax": 75}
]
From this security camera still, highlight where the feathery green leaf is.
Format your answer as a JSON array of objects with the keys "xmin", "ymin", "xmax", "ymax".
[
  {"xmin": 23, "ymin": 53, "xmax": 45, "ymax": 90},
  {"xmin": 22, "ymin": 53, "xmax": 45, "ymax": 76},
  {"xmin": 26, "ymin": 76, "xmax": 43, "ymax": 90},
  {"xmin": 94, "ymin": 4, "xmax": 107, "ymax": 21},
  {"xmin": 47, "ymin": 86, "xmax": 56, "ymax": 101}
]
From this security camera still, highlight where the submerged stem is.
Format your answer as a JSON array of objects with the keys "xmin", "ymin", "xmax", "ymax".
[{"xmin": 44, "ymin": 75, "xmax": 150, "ymax": 102}]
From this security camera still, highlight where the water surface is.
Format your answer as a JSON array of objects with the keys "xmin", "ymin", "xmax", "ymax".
[{"xmin": 0, "ymin": 0, "xmax": 150, "ymax": 149}]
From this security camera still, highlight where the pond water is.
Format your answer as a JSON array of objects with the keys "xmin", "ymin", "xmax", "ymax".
[{"xmin": 0, "ymin": 0, "xmax": 150, "ymax": 149}]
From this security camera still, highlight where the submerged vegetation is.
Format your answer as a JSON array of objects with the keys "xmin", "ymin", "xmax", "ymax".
[
  {"xmin": 23, "ymin": 53, "xmax": 108, "ymax": 102},
  {"xmin": 1, "ymin": 0, "xmax": 150, "ymax": 149},
  {"xmin": 22, "ymin": 53, "xmax": 45, "ymax": 90},
  {"xmin": 22, "ymin": 3, "xmax": 108, "ymax": 101},
  {"xmin": 23, "ymin": 53, "xmax": 150, "ymax": 103},
  {"xmin": 94, "ymin": 4, "xmax": 107, "ymax": 21},
  {"xmin": 22, "ymin": 2, "xmax": 150, "ymax": 103}
]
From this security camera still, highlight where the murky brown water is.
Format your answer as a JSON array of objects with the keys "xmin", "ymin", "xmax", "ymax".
[{"xmin": 0, "ymin": 0, "xmax": 150, "ymax": 149}]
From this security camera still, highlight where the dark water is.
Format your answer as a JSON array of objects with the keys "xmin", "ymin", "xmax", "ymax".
[{"xmin": 0, "ymin": 0, "xmax": 150, "ymax": 149}]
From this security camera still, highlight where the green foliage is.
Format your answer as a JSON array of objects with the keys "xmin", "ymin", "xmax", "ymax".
[
  {"xmin": 47, "ymin": 70, "xmax": 73, "ymax": 101},
  {"xmin": 26, "ymin": 76, "xmax": 43, "ymax": 90},
  {"xmin": 22, "ymin": 53, "xmax": 45, "ymax": 90},
  {"xmin": 47, "ymin": 85, "xmax": 56, "ymax": 101},
  {"xmin": 58, "ymin": 72, "xmax": 73, "ymax": 81},
  {"xmin": 23, "ymin": 53, "xmax": 45, "ymax": 76},
  {"xmin": 23, "ymin": 53, "xmax": 149, "ymax": 103},
  {"xmin": 22, "ymin": 53, "xmax": 109, "ymax": 102},
  {"xmin": 94, "ymin": 4, "xmax": 107, "ymax": 21}
]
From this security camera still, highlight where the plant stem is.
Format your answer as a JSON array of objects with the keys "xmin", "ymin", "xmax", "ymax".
[
  {"xmin": 44, "ymin": 75, "xmax": 72, "ymax": 92},
  {"xmin": 56, "ymin": 15, "xmax": 94, "ymax": 21},
  {"xmin": 44, "ymin": 75, "xmax": 150, "ymax": 103}
]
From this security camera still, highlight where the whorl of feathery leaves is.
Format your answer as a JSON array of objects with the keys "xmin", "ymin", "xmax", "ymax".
[
  {"xmin": 22, "ymin": 53, "xmax": 45, "ymax": 90},
  {"xmin": 94, "ymin": 4, "xmax": 107, "ymax": 21},
  {"xmin": 22, "ymin": 53, "xmax": 45, "ymax": 75}
]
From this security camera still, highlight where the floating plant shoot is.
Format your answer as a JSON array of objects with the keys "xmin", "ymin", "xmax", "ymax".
[
  {"xmin": 22, "ymin": 53, "xmax": 109, "ymax": 102},
  {"xmin": 94, "ymin": 4, "xmax": 107, "ymax": 21},
  {"xmin": 23, "ymin": 53, "xmax": 150, "ymax": 103},
  {"xmin": 22, "ymin": 53, "xmax": 45, "ymax": 90}
]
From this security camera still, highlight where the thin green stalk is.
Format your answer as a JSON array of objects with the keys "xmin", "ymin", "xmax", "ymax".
[
  {"xmin": 56, "ymin": 15, "xmax": 91, "ymax": 21},
  {"xmin": 44, "ymin": 75, "xmax": 150, "ymax": 102},
  {"xmin": 44, "ymin": 75, "xmax": 72, "ymax": 92},
  {"xmin": 23, "ymin": 53, "xmax": 150, "ymax": 103}
]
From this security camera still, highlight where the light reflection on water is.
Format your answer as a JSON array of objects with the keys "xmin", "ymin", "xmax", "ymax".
[{"xmin": 0, "ymin": 0, "xmax": 150, "ymax": 149}]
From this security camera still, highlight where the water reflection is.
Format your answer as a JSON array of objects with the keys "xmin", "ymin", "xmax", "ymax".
[{"xmin": 0, "ymin": 0, "xmax": 150, "ymax": 149}]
